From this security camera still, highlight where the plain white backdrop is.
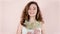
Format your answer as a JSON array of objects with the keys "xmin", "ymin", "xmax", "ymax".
[{"xmin": 0, "ymin": 0, "xmax": 60, "ymax": 34}]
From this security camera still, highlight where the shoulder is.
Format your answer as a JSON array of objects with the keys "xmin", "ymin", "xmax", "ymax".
[
  {"xmin": 40, "ymin": 21, "xmax": 46, "ymax": 31},
  {"xmin": 39, "ymin": 21, "xmax": 45, "ymax": 28},
  {"xmin": 40, "ymin": 21, "xmax": 44, "ymax": 25},
  {"xmin": 18, "ymin": 22, "xmax": 24, "ymax": 30}
]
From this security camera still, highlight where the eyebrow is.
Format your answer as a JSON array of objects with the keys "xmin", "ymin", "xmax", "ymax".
[{"xmin": 33, "ymin": 6, "xmax": 37, "ymax": 9}]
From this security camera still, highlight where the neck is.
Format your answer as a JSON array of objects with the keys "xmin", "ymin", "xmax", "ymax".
[{"xmin": 29, "ymin": 16, "xmax": 36, "ymax": 22}]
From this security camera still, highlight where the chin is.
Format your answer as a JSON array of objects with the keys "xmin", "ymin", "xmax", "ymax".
[{"xmin": 30, "ymin": 15, "xmax": 35, "ymax": 17}]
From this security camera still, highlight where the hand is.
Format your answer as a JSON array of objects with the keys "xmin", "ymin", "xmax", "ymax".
[
  {"xmin": 27, "ymin": 32, "xmax": 32, "ymax": 34},
  {"xmin": 34, "ymin": 29, "xmax": 40, "ymax": 34}
]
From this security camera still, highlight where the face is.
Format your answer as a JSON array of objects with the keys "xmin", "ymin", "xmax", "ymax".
[{"xmin": 28, "ymin": 4, "xmax": 37, "ymax": 17}]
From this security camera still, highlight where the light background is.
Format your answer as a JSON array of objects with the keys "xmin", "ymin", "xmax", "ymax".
[{"xmin": 0, "ymin": 0, "xmax": 60, "ymax": 34}]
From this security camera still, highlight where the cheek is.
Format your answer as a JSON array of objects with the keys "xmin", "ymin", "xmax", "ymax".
[{"xmin": 34, "ymin": 10, "xmax": 37, "ymax": 14}]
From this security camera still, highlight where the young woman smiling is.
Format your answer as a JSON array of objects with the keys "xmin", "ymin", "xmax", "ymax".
[{"xmin": 16, "ymin": 1, "xmax": 46, "ymax": 34}]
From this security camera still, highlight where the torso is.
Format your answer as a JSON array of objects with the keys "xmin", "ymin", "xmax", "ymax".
[{"xmin": 22, "ymin": 20, "xmax": 42, "ymax": 34}]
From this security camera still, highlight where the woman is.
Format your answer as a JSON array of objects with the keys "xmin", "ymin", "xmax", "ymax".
[{"xmin": 16, "ymin": 1, "xmax": 46, "ymax": 34}]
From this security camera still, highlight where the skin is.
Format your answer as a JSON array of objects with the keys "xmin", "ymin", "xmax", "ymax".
[{"xmin": 16, "ymin": 4, "xmax": 46, "ymax": 34}]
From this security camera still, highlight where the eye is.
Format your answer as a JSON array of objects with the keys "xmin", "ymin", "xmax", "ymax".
[
  {"xmin": 33, "ymin": 7, "xmax": 36, "ymax": 10},
  {"xmin": 33, "ymin": 8, "xmax": 35, "ymax": 10}
]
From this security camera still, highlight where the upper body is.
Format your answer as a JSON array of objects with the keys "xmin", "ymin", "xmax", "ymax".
[
  {"xmin": 22, "ymin": 20, "xmax": 42, "ymax": 34},
  {"xmin": 16, "ymin": 20, "xmax": 46, "ymax": 34},
  {"xmin": 16, "ymin": 1, "xmax": 46, "ymax": 34}
]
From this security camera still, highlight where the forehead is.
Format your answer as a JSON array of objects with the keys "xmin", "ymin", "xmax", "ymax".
[{"xmin": 29, "ymin": 4, "xmax": 37, "ymax": 8}]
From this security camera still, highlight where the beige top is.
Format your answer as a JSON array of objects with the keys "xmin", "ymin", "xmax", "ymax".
[
  {"xmin": 22, "ymin": 20, "xmax": 42, "ymax": 34},
  {"xmin": 24, "ymin": 20, "xmax": 41, "ymax": 29}
]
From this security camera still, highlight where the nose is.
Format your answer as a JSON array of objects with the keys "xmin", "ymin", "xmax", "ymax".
[{"xmin": 30, "ymin": 9, "xmax": 34, "ymax": 12}]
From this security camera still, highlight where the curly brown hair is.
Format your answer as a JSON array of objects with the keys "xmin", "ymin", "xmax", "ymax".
[{"xmin": 20, "ymin": 1, "xmax": 44, "ymax": 27}]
